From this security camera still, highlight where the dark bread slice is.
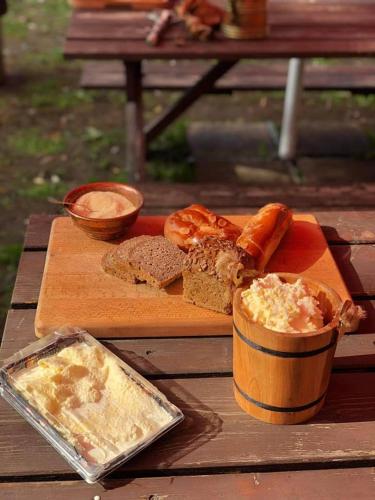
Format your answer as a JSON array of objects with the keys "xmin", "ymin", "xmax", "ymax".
[
  {"xmin": 183, "ymin": 270, "xmax": 233, "ymax": 314},
  {"xmin": 183, "ymin": 236, "xmax": 254, "ymax": 314},
  {"xmin": 102, "ymin": 235, "xmax": 184, "ymax": 288}
]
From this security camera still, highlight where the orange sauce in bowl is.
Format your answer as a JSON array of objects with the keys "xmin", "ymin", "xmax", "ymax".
[{"xmin": 72, "ymin": 191, "xmax": 136, "ymax": 219}]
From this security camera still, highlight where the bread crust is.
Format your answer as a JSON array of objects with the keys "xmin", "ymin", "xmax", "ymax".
[
  {"xmin": 236, "ymin": 203, "xmax": 292, "ymax": 271},
  {"xmin": 164, "ymin": 204, "xmax": 242, "ymax": 251}
]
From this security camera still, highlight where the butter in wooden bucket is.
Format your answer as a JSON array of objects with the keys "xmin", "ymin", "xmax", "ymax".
[{"xmin": 232, "ymin": 272, "xmax": 365, "ymax": 424}]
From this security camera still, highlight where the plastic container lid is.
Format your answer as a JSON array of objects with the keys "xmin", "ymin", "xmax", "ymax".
[{"xmin": 0, "ymin": 327, "xmax": 184, "ymax": 483}]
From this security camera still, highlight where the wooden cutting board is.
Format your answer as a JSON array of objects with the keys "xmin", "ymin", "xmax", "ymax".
[{"xmin": 35, "ymin": 215, "xmax": 350, "ymax": 338}]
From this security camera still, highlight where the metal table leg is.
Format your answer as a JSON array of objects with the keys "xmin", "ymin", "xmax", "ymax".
[{"xmin": 278, "ymin": 58, "xmax": 305, "ymax": 161}]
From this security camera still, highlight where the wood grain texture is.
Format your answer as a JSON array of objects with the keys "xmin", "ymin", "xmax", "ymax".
[
  {"xmin": 2, "ymin": 309, "xmax": 375, "ymax": 372},
  {"xmin": 11, "ymin": 252, "xmax": 46, "ymax": 306},
  {"xmin": 64, "ymin": 1, "xmax": 375, "ymax": 60},
  {"xmin": 331, "ymin": 245, "xmax": 375, "ymax": 296},
  {"xmin": 64, "ymin": 38, "xmax": 375, "ymax": 60},
  {"xmin": 33, "ymin": 214, "xmax": 351, "ymax": 338},
  {"xmin": 232, "ymin": 277, "xmax": 343, "ymax": 424},
  {"xmin": 80, "ymin": 60, "xmax": 375, "ymax": 92},
  {"xmin": 0, "ymin": 372, "xmax": 375, "ymax": 477},
  {"xmin": 23, "ymin": 210, "xmax": 375, "ymax": 250},
  {"xmin": 1, "ymin": 468, "xmax": 375, "ymax": 500}
]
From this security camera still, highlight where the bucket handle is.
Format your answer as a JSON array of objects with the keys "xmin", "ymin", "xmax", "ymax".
[{"xmin": 338, "ymin": 300, "xmax": 366, "ymax": 336}]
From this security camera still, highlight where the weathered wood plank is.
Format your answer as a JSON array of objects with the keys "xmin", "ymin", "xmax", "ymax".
[
  {"xmin": 1, "ymin": 467, "xmax": 375, "ymax": 500},
  {"xmin": 0, "ymin": 372, "xmax": 374, "ymax": 476},
  {"xmin": 2, "ymin": 309, "xmax": 375, "ymax": 371},
  {"xmin": 315, "ymin": 211, "xmax": 375, "ymax": 244},
  {"xmin": 10, "ymin": 243, "xmax": 375, "ymax": 307},
  {"xmin": 10, "ymin": 252, "xmax": 46, "ymax": 306},
  {"xmin": 64, "ymin": 38, "xmax": 375, "ymax": 60},
  {"xmin": 132, "ymin": 184, "xmax": 375, "ymax": 210},
  {"xmin": 22, "ymin": 207, "xmax": 375, "ymax": 250},
  {"xmin": 81, "ymin": 60, "xmax": 375, "ymax": 92},
  {"xmin": 330, "ymin": 245, "xmax": 375, "ymax": 296},
  {"xmin": 66, "ymin": 2, "xmax": 375, "ymax": 41},
  {"xmin": 24, "ymin": 214, "xmax": 56, "ymax": 249}
]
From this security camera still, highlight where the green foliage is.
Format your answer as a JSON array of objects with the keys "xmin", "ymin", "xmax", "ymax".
[
  {"xmin": 353, "ymin": 94, "xmax": 375, "ymax": 108},
  {"xmin": 147, "ymin": 122, "xmax": 195, "ymax": 182},
  {"xmin": 147, "ymin": 160, "xmax": 195, "ymax": 183},
  {"xmin": 7, "ymin": 129, "xmax": 66, "ymax": 157},
  {"xmin": 319, "ymin": 91, "xmax": 351, "ymax": 105},
  {"xmin": 27, "ymin": 79, "xmax": 94, "ymax": 109},
  {"xmin": 364, "ymin": 130, "xmax": 375, "ymax": 159},
  {"xmin": 3, "ymin": 18, "xmax": 28, "ymax": 38},
  {"xmin": 0, "ymin": 244, "xmax": 22, "ymax": 270},
  {"xmin": 0, "ymin": 244, "xmax": 23, "ymax": 322},
  {"xmin": 257, "ymin": 141, "xmax": 271, "ymax": 160},
  {"xmin": 18, "ymin": 181, "xmax": 68, "ymax": 200},
  {"xmin": 84, "ymin": 127, "xmax": 123, "ymax": 162}
]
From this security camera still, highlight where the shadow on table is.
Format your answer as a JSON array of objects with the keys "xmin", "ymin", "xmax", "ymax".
[
  {"xmin": 100, "ymin": 349, "xmax": 223, "ymax": 491},
  {"xmin": 310, "ymin": 226, "xmax": 375, "ymax": 424},
  {"xmin": 321, "ymin": 224, "xmax": 375, "ymax": 330},
  {"xmin": 268, "ymin": 220, "xmax": 327, "ymax": 273},
  {"xmin": 310, "ymin": 369, "xmax": 375, "ymax": 424}
]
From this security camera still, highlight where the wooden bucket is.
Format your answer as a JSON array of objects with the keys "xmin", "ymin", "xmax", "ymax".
[
  {"xmin": 233, "ymin": 273, "xmax": 343, "ymax": 424},
  {"xmin": 223, "ymin": 0, "xmax": 268, "ymax": 39}
]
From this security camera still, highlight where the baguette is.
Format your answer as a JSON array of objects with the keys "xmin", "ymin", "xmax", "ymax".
[{"xmin": 237, "ymin": 203, "xmax": 292, "ymax": 271}]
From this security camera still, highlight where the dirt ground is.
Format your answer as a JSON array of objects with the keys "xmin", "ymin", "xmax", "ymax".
[{"xmin": 1, "ymin": 0, "xmax": 375, "ymax": 326}]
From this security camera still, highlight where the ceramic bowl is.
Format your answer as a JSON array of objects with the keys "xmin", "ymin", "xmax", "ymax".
[{"xmin": 63, "ymin": 182, "xmax": 143, "ymax": 240}]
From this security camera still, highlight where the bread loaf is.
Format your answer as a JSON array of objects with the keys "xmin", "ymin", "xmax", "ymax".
[
  {"xmin": 237, "ymin": 203, "xmax": 292, "ymax": 271},
  {"xmin": 164, "ymin": 204, "xmax": 242, "ymax": 251}
]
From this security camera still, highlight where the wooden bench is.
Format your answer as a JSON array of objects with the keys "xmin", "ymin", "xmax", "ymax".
[
  {"xmin": 81, "ymin": 60, "xmax": 375, "ymax": 93},
  {"xmin": 65, "ymin": 1, "xmax": 375, "ymax": 181}
]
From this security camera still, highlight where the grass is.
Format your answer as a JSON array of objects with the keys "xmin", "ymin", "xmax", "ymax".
[
  {"xmin": 7, "ymin": 128, "xmax": 66, "ymax": 157},
  {"xmin": 354, "ymin": 94, "xmax": 375, "ymax": 108},
  {"xmin": 84, "ymin": 126, "xmax": 123, "ymax": 164},
  {"xmin": 147, "ymin": 122, "xmax": 195, "ymax": 182},
  {"xmin": 27, "ymin": 79, "xmax": 94, "ymax": 110},
  {"xmin": 0, "ymin": 244, "xmax": 23, "ymax": 325},
  {"xmin": 18, "ymin": 180, "xmax": 68, "ymax": 200}
]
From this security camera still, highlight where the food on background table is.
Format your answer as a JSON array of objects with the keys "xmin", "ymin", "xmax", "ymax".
[
  {"xmin": 183, "ymin": 236, "xmax": 255, "ymax": 314},
  {"xmin": 11, "ymin": 341, "xmax": 174, "ymax": 465},
  {"xmin": 176, "ymin": 0, "xmax": 225, "ymax": 40},
  {"xmin": 237, "ymin": 203, "xmax": 293, "ymax": 271},
  {"xmin": 102, "ymin": 235, "xmax": 185, "ymax": 288},
  {"xmin": 72, "ymin": 191, "xmax": 136, "ymax": 219},
  {"xmin": 241, "ymin": 273, "xmax": 324, "ymax": 333},
  {"xmin": 164, "ymin": 204, "xmax": 242, "ymax": 251},
  {"xmin": 146, "ymin": 9, "xmax": 172, "ymax": 46}
]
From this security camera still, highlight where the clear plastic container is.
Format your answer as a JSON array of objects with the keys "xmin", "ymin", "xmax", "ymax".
[{"xmin": 0, "ymin": 327, "xmax": 184, "ymax": 483}]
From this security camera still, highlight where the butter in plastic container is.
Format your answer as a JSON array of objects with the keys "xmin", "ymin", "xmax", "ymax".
[{"xmin": 0, "ymin": 327, "xmax": 184, "ymax": 483}]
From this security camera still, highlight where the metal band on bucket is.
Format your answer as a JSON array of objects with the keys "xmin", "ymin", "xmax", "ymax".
[
  {"xmin": 233, "ymin": 322, "xmax": 338, "ymax": 358},
  {"xmin": 233, "ymin": 378, "xmax": 327, "ymax": 413}
]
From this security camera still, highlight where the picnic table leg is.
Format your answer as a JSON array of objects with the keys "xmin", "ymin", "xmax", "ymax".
[
  {"xmin": 278, "ymin": 58, "xmax": 305, "ymax": 161},
  {"xmin": 145, "ymin": 60, "xmax": 238, "ymax": 144},
  {"xmin": 124, "ymin": 61, "xmax": 145, "ymax": 182}
]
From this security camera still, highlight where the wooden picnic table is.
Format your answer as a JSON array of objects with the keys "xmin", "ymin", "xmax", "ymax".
[
  {"xmin": 64, "ymin": 0, "xmax": 375, "ymax": 181},
  {"xmin": 1, "ymin": 187, "xmax": 375, "ymax": 498}
]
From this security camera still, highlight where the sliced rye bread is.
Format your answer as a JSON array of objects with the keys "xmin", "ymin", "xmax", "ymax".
[{"xmin": 102, "ymin": 235, "xmax": 184, "ymax": 288}]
